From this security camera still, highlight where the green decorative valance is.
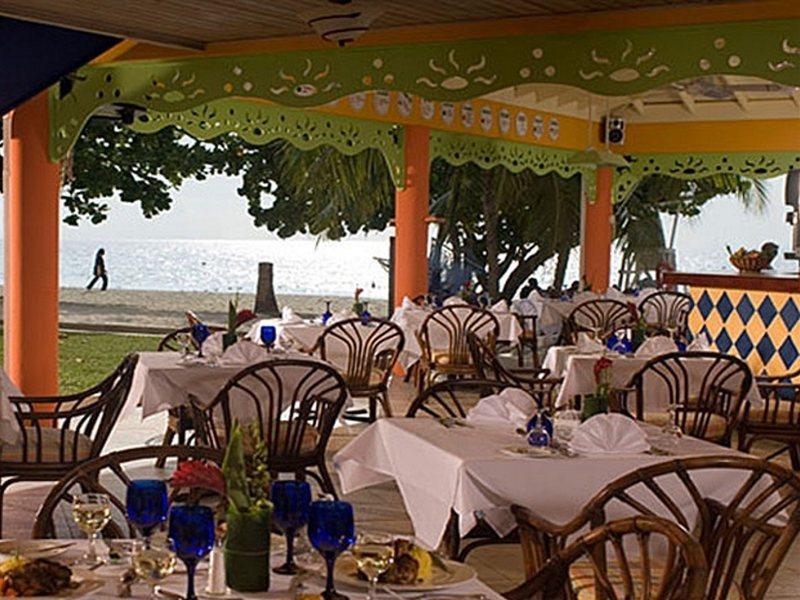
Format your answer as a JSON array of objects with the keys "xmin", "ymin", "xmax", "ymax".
[
  {"xmin": 614, "ymin": 151, "xmax": 800, "ymax": 202},
  {"xmin": 430, "ymin": 131, "xmax": 587, "ymax": 179},
  {"xmin": 51, "ymin": 17, "xmax": 800, "ymax": 161},
  {"xmin": 126, "ymin": 99, "xmax": 405, "ymax": 187}
]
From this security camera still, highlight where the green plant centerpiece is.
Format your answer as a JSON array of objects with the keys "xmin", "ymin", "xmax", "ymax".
[
  {"xmin": 352, "ymin": 286, "xmax": 365, "ymax": 316},
  {"xmin": 221, "ymin": 423, "xmax": 273, "ymax": 592},
  {"xmin": 627, "ymin": 302, "xmax": 647, "ymax": 351},
  {"xmin": 223, "ymin": 296, "xmax": 257, "ymax": 351}
]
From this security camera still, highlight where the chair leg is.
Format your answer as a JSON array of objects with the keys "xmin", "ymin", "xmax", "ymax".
[
  {"xmin": 368, "ymin": 396, "xmax": 377, "ymax": 423},
  {"xmin": 316, "ymin": 460, "xmax": 339, "ymax": 500},
  {"xmin": 379, "ymin": 390, "xmax": 393, "ymax": 418},
  {"xmin": 517, "ymin": 343, "xmax": 524, "ymax": 368},
  {"xmin": 0, "ymin": 477, "xmax": 22, "ymax": 539},
  {"xmin": 155, "ymin": 426, "xmax": 177, "ymax": 469},
  {"xmin": 791, "ymin": 444, "xmax": 800, "ymax": 471}
]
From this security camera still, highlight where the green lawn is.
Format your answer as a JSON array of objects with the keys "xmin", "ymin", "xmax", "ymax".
[{"xmin": 0, "ymin": 330, "xmax": 160, "ymax": 395}]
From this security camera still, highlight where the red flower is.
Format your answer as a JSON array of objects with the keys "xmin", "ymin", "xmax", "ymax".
[
  {"xmin": 234, "ymin": 309, "xmax": 257, "ymax": 329},
  {"xmin": 355, "ymin": 287, "xmax": 364, "ymax": 301},
  {"xmin": 626, "ymin": 302, "xmax": 639, "ymax": 321},
  {"xmin": 171, "ymin": 460, "xmax": 226, "ymax": 497},
  {"xmin": 593, "ymin": 356, "xmax": 613, "ymax": 383}
]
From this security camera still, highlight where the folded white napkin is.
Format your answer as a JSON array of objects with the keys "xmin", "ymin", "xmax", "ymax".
[
  {"xmin": 635, "ymin": 335, "xmax": 676, "ymax": 358},
  {"xmin": 281, "ymin": 306, "xmax": 303, "ymax": 324},
  {"xmin": 491, "ymin": 299, "xmax": 509, "ymax": 313},
  {"xmin": 576, "ymin": 332, "xmax": 604, "ymax": 353},
  {"xmin": 221, "ymin": 340, "xmax": 269, "ymax": 365},
  {"xmin": 570, "ymin": 413, "xmax": 649, "ymax": 455},
  {"xmin": 443, "ymin": 296, "xmax": 468, "ymax": 306},
  {"xmin": 201, "ymin": 331, "xmax": 225, "ymax": 357},
  {"xmin": 687, "ymin": 332, "xmax": 711, "ymax": 351},
  {"xmin": 466, "ymin": 388, "xmax": 536, "ymax": 431},
  {"xmin": 401, "ymin": 296, "xmax": 417, "ymax": 310}
]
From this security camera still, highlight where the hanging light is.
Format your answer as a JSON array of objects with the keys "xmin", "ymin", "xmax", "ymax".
[
  {"xmin": 567, "ymin": 96, "xmax": 629, "ymax": 168},
  {"xmin": 300, "ymin": 1, "xmax": 382, "ymax": 47}
]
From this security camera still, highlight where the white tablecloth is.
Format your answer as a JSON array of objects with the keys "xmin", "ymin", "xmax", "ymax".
[
  {"xmin": 12, "ymin": 540, "xmax": 502, "ymax": 600},
  {"xmin": 548, "ymin": 350, "xmax": 762, "ymax": 410},
  {"xmin": 391, "ymin": 306, "xmax": 523, "ymax": 369},
  {"xmin": 126, "ymin": 351, "xmax": 337, "ymax": 419},
  {"xmin": 246, "ymin": 318, "xmax": 324, "ymax": 352},
  {"xmin": 334, "ymin": 418, "xmax": 752, "ymax": 551},
  {"xmin": 0, "ymin": 370, "xmax": 22, "ymax": 445}
]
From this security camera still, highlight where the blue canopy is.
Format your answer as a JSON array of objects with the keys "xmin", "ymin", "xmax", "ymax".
[{"xmin": 0, "ymin": 17, "xmax": 117, "ymax": 115}]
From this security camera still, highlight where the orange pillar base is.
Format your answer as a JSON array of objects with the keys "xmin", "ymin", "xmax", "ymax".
[
  {"xmin": 393, "ymin": 125, "xmax": 430, "ymax": 308},
  {"xmin": 582, "ymin": 166, "xmax": 614, "ymax": 293},
  {"xmin": 3, "ymin": 92, "xmax": 61, "ymax": 395}
]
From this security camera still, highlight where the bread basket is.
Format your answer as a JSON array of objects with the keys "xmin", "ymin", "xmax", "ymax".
[{"xmin": 729, "ymin": 255, "xmax": 772, "ymax": 273}]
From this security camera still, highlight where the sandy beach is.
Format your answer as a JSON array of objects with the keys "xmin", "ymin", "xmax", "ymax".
[{"xmin": 0, "ymin": 287, "xmax": 389, "ymax": 332}]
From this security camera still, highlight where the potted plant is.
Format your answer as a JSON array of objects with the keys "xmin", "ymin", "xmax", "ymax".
[
  {"xmin": 627, "ymin": 302, "xmax": 647, "ymax": 351},
  {"xmin": 352, "ymin": 287, "xmax": 365, "ymax": 316},
  {"xmin": 582, "ymin": 356, "xmax": 613, "ymax": 421},
  {"xmin": 223, "ymin": 296, "xmax": 257, "ymax": 351},
  {"xmin": 171, "ymin": 423, "xmax": 273, "ymax": 592}
]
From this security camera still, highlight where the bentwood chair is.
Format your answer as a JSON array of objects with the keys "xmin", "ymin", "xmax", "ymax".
[
  {"xmin": 739, "ymin": 376, "xmax": 800, "ymax": 469},
  {"xmin": 154, "ymin": 325, "xmax": 225, "ymax": 467},
  {"xmin": 416, "ymin": 305, "xmax": 500, "ymax": 393},
  {"xmin": 620, "ymin": 351, "xmax": 752, "ymax": 446},
  {"xmin": 512, "ymin": 456, "xmax": 800, "ymax": 600},
  {"xmin": 639, "ymin": 291, "xmax": 693, "ymax": 341},
  {"xmin": 33, "ymin": 445, "xmax": 223, "ymax": 539},
  {"xmin": 561, "ymin": 299, "xmax": 634, "ymax": 345},
  {"xmin": 192, "ymin": 358, "xmax": 348, "ymax": 497},
  {"xmin": 0, "ymin": 354, "xmax": 138, "ymax": 537},
  {"xmin": 514, "ymin": 313, "xmax": 540, "ymax": 367},
  {"xmin": 467, "ymin": 333, "xmax": 561, "ymax": 410},
  {"xmin": 314, "ymin": 317, "xmax": 404, "ymax": 423},
  {"xmin": 505, "ymin": 516, "xmax": 708, "ymax": 600}
]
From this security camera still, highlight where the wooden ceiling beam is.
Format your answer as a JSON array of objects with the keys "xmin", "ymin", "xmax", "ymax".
[
  {"xmin": 733, "ymin": 91, "xmax": 750, "ymax": 111},
  {"xmin": 631, "ymin": 98, "xmax": 647, "ymax": 115}
]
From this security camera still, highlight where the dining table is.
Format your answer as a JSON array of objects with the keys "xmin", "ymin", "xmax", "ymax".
[
  {"xmin": 542, "ymin": 346, "xmax": 762, "ymax": 410},
  {"xmin": 334, "ymin": 416, "xmax": 757, "ymax": 552},
  {"xmin": 246, "ymin": 317, "xmax": 325, "ymax": 353},
  {"xmin": 0, "ymin": 539, "xmax": 504, "ymax": 599},
  {"xmin": 125, "ymin": 350, "xmax": 340, "ymax": 420}
]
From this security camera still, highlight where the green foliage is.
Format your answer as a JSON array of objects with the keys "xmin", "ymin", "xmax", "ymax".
[
  {"xmin": 222, "ymin": 423, "xmax": 251, "ymax": 514},
  {"xmin": 221, "ymin": 421, "xmax": 272, "ymax": 514}
]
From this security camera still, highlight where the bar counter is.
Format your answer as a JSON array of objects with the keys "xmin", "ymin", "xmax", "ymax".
[{"xmin": 664, "ymin": 270, "xmax": 800, "ymax": 375}]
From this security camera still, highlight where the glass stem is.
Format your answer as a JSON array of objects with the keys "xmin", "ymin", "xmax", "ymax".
[
  {"xmin": 367, "ymin": 576, "xmax": 378, "ymax": 600},
  {"xmin": 285, "ymin": 530, "xmax": 295, "ymax": 568},
  {"xmin": 87, "ymin": 532, "xmax": 98, "ymax": 564},
  {"xmin": 324, "ymin": 553, "xmax": 336, "ymax": 597},
  {"xmin": 185, "ymin": 560, "xmax": 197, "ymax": 600}
]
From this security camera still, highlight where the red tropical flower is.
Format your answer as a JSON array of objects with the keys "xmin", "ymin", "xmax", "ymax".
[
  {"xmin": 171, "ymin": 460, "xmax": 226, "ymax": 497},
  {"xmin": 593, "ymin": 356, "xmax": 614, "ymax": 383},
  {"xmin": 234, "ymin": 309, "xmax": 257, "ymax": 329}
]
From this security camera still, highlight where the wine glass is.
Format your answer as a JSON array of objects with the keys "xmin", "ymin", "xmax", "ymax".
[
  {"xmin": 360, "ymin": 302, "xmax": 371, "ymax": 325},
  {"xmin": 168, "ymin": 505, "xmax": 215, "ymax": 600},
  {"xmin": 659, "ymin": 403, "xmax": 685, "ymax": 452},
  {"xmin": 190, "ymin": 323, "xmax": 211, "ymax": 356},
  {"xmin": 131, "ymin": 539, "xmax": 177, "ymax": 599},
  {"xmin": 176, "ymin": 333, "xmax": 192, "ymax": 360},
  {"xmin": 260, "ymin": 325, "xmax": 277, "ymax": 350},
  {"xmin": 126, "ymin": 479, "xmax": 169, "ymax": 547},
  {"xmin": 72, "ymin": 493, "xmax": 112, "ymax": 566},
  {"xmin": 350, "ymin": 533, "xmax": 394, "ymax": 600},
  {"xmin": 322, "ymin": 301, "xmax": 333, "ymax": 325},
  {"xmin": 271, "ymin": 480, "xmax": 312, "ymax": 575},
  {"xmin": 308, "ymin": 500, "xmax": 356, "ymax": 600}
]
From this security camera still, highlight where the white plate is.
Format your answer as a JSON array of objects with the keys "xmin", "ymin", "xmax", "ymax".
[
  {"xmin": 501, "ymin": 445, "xmax": 559, "ymax": 458},
  {"xmin": 334, "ymin": 555, "xmax": 475, "ymax": 592},
  {"xmin": 0, "ymin": 540, "xmax": 74, "ymax": 560}
]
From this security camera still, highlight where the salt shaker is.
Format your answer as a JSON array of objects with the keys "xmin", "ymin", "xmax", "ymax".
[{"xmin": 205, "ymin": 543, "xmax": 227, "ymax": 596}]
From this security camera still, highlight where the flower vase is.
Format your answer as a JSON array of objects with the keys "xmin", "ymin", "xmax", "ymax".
[
  {"xmin": 224, "ymin": 506, "xmax": 271, "ymax": 592},
  {"xmin": 581, "ymin": 394, "xmax": 608, "ymax": 422},
  {"xmin": 222, "ymin": 332, "xmax": 237, "ymax": 351},
  {"xmin": 352, "ymin": 302, "xmax": 364, "ymax": 316}
]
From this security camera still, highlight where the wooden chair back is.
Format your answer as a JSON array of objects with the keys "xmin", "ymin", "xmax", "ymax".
[
  {"xmin": 32, "ymin": 445, "xmax": 222, "ymax": 540},
  {"xmin": 513, "ymin": 456, "xmax": 800, "ymax": 600},
  {"xmin": 564, "ymin": 299, "xmax": 633, "ymax": 344},
  {"xmin": 639, "ymin": 291, "xmax": 693, "ymax": 340},
  {"xmin": 157, "ymin": 325, "xmax": 225, "ymax": 352},
  {"xmin": 419, "ymin": 305, "xmax": 500, "ymax": 368},
  {"xmin": 406, "ymin": 379, "xmax": 516, "ymax": 419},
  {"xmin": 626, "ymin": 351, "xmax": 752, "ymax": 444},
  {"xmin": 505, "ymin": 516, "xmax": 708, "ymax": 600},
  {"xmin": 316, "ymin": 317, "xmax": 404, "ymax": 391}
]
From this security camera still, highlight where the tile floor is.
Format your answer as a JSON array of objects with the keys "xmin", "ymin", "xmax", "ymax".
[{"xmin": 2, "ymin": 378, "xmax": 799, "ymax": 597}]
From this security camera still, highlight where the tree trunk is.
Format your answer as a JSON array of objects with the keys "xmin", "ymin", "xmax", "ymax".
[
  {"xmin": 482, "ymin": 168, "xmax": 500, "ymax": 299},
  {"xmin": 553, "ymin": 245, "xmax": 571, "ymax": 290}
]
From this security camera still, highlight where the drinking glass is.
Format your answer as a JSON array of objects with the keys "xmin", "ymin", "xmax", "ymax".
[
  {"xmin": 322, "ymin": 301, "xmax": 333, "ymax": 325},
  {"xmin": 527, "ymin": 424, "xmax": 550, "ymax": 448},
  {"xmin": 260, "ymin": 325, "xmax": 277, "ymax": 350},
  {"xmin": 168, "ymin": 505, "xmax": 215, "ymax": 600},
  {"xmin": 308, "ymin": 500, "xmax": 356, "ymax": 600},
  {"xmin": 72, "ymin": 493, "xmax": 112, "ymax": 566},
  {"xmin": 659, "ymin": 403, "xmax": 685, "ymax": 452},
  {"xmin": 126, "ymin": 479, "xmax": 169, "ymax": 546},
  {"xmin": 350, "ymin": 533, "xmax": 394, "ymax": 600},
  {"xmin": 360, "ymin": 302, "xmax": 371, "ymax": 325},
  {"xmin": 190, "ymin": 323, "xmax": 211, "ymax": 355},
  {"xmin": 176, "ymin": 333, "xmax": 192, "ymax": 360},
  {"xmin": 271, "ymin": 480, "xmax": 312, "ymax": 575},
  {"xmin": 131, "ymin": 540, "xmax": 177, "ymax": 598}
]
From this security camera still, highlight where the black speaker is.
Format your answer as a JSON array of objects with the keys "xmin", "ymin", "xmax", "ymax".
[{"xmin": 602, "ymin": 117, "xmax": 625, "ymax": 145}]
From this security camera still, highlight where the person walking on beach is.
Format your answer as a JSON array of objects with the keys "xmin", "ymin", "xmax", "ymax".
[{"xmin": 86, "ymin": 248, "xmax": 108, "ymax": 291}]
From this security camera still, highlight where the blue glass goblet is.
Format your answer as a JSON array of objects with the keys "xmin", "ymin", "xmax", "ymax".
[
  {"xmin": 126, "ymin": 479, "xmax": 168, "ymax": 546},
  {"xmin": 360, "ymin": 302, "xmax": 371, "ymax": 326},
  {"xmin": 190, "ymin": 323, "xmax": 211, "ymax": 356},
  {"xmin": 260, "ymin": 325, "xmax": 277, "ymax": 350},
  {"xmin": 271, "ymin": 480, "xmax": 312, "ymax": 575},
  {"xmin": 168, "ymin": 505, "xmax": 215, "ymax": 600},
  {"xmin": 308, "ymin": 500, "xmax": 355, "ymax": 600},
  {"xmin": 322, "ymin": 301, "xmax": 333, "ymax": 325}
]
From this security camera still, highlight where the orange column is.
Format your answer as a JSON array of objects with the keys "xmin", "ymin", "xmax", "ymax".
[
  {"xmin": 393, "ymin": 125, "xmax": 430, "ymax": 307},
  {"xmin": 3, "ymin": 91, "xmax": 61, "ymax": 395},
  {"xmin": 582, "ymin": 166, "xmax": 614, "ymax": 293}
]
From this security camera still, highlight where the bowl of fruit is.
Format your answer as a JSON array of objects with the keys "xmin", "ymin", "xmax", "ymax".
[{"xmin": 727, "ymin": 242, "xmax": 778, "ymax": 273}]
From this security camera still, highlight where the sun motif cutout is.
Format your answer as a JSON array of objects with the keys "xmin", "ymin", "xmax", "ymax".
[
  {"xmin": 579, "ymin": 40, "xmax": 669, "ymax": 83},
  {"xmin": 416, "ymin": 50, "xmax": 497, "ymax": 91},
  {"xmin": 269, "ymin": 59, "xmax": 341, "ymax": 98}
]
